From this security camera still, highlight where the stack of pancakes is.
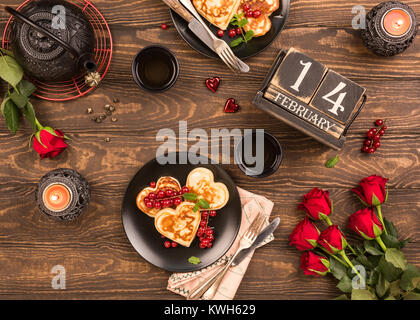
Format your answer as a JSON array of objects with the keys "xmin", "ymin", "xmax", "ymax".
[{"xmin": 192, "ymin": 0, "xmax": 280, "ymax": 37}]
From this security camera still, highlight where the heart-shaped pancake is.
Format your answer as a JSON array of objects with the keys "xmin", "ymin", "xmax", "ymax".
[
  {"xmin": 186, "ymin": 168, "xmax": 229, "ymax": 210},
  {"xmin": 193, "ymin": 0, "xmax": 242, "ymax": 30},
  {"xmin": 155, "ymin": 202, "xmax": 201, "ymax": 247},
  {"xmin": 136, "ymin": 176, "xmax": 181, "ymax": 217}
]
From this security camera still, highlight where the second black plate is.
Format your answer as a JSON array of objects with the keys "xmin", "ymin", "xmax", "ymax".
[{"xmin": 170, "ymin": 0, "xmax": 290, "ymax": 60}]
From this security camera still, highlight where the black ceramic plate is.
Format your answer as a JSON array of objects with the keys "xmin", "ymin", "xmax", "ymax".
[
  {"xmin": 122, "ymin": 153, "xmax": 242, "ymax": 272},
  {"xmin": 170, "ymin": 0, "xmax": 290, "ymax": 59}
]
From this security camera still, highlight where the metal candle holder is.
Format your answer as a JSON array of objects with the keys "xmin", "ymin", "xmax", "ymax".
[
  {"xmin": 361, "ymin": 1, "xmax": 418, "ymax": 56},
  {"xmin": 35, "ymin": 168, "xmax": 90, "ymax": 221}
]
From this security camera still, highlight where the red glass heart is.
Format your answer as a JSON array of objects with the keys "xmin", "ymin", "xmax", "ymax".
[
  {"xmin": 224, "ymin": 98, "xmax": 239, "ymax": 113},
  {"xmin": 205, "ymin": 77, "xmax": 221, "ymax": 93}
]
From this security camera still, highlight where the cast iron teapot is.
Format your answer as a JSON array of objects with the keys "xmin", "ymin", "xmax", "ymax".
[{"xmin": 5, "ymin": 0, "xmax": 98, "ymax": 83}]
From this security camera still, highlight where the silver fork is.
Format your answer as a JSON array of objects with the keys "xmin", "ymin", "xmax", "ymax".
[
  {"xmin": 187, "ymin": 212, "xmax": 266, "ymax": 300},
  {"xmin": 179, "ymin": 0, "xmax": 249, "ymax": 73}
]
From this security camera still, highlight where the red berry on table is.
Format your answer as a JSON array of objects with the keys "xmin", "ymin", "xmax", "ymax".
[
  {"xmin": 149, "ymin": 181, "xmax": 156, "ymax": 188},
  {"xmin": 364, "ymin": 140, "xmax": 372, "ymax": 146},
  {"xmin": 246, "ymin": 10, "xmax": 254, "ymax": 18},
  {"xmin": 362, "ymin": 146, "xmax": 369, "ymax": 153},
  {"xmin": 382, "ymin": 125, "xmax": 387, "ymax": 130},
  {"xmin": 217, "ymin": 29, "xmax": 224, "ymax": 37},
  {"xmin": 236, "ymin": 27, "xmax": 242, "ymax": 35},
  {"xmin": 171, "ymin": 241, "xmax": 178, "ymax": 248},
  {"xmin": 375, "ymin": 119, "xmax": 384, "ymax": 126},
  {"xmin": 373, "ymin": 134, "xmax": 381, "ymax": 141},
  {"xmin": 374, "ymin": 141, "xmax": 381, "ymax": 148},
  {"xmin": 164, "ymin": 241, "xmax": 171, "ymax": 248},
  {"xmin": 209, "ymin": 210, "xmax": 217, "ymax": 217},
  {"xmin": 366, "ymin": 130, "xmax": 375, "ymax": 139},
  {"xmin": 368, "ymin": 147, "xmax": 376, "ymax": 154},
  {"xmin": 229, "ymin": 29, "xmax": 237, "ymax": 38},
  {"xmin": 243, "ymin": 3, "xmax": 251, "ymax": 11},
  {"xmin": 181, "ymin": 186, "xmax": 189, "ymax": 194},
  {"xmin": 165, "ymin": 189, "xmax": 173, "ymax": 197},
  {"xmin": 379, "ymin": 129, "xmax": 385, "ymax": 135},
  {"xmin": 161, "ymin": 23, "xmax": 168, "ymax": 30},
  {"xmin": 253, "ymin": 10, "xmax": 262, "ymax": 18}
]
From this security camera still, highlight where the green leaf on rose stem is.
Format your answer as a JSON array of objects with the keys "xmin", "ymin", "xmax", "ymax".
[
  {"xmin": 337, "ymin": 275, "xmax": 353, "ymax": 293},
  {"xmin": 188, "ymin": 256, "xmax": 201, "ymax": 265},
  {"xmin": 244, "ymin": 30, "xmax": 254, "ymax": 42},
  {"xmin": 192, "ymin": 203, "xmax": 200, "ymax": 212},
  {"xmin": 22, "ymin": 101, "xmax": 37, "ymax": 131},
  {"xmin": 383, "ymin": 218, "xmax": 398, "ymax": 238},
  {"xmin": 325, "ymin": 155, "xmax": 339, "ymax": 168},
  {"xmin": 230, "ymin": 37, "xmax": 244, "ymax": 48},
  {"xmin": 367, "ymin": 255, "xmax": 382, "ymax": 267},
  {"xmin": 367, "ymin": 269, "xmax": 380, "ymax": 286},
  {"xmin": 329, "ymin": 256, "xmax": 348, "ymax": 280},
  {"xmin": 197, "ymin": 198, "xmax": 210, "ymax": 209},
  {"xmin": 381, "ymin": 233, "xmax": 401, "ymax": 249},
  {"xmin": 403, "ymin": 292, "xmax": 420, "ymax": 300},
  {"xmin": 17, "ymin": 79, "xmax": 37, "ymax": 97},
  {"xmin": 364, "ymin": 240, "xmax": 384, "ymax": 256},
  {"xmin": 385, "ymin": 248, "xmax": 407, "ymax": 270},
  {"xmin": 182, "ymin": 193, "xmax": 198, "ymax": 201},
  {"xmin": 351, "ymin": 289, "xmax": 377, "ymax": 300},
  {"xmin": 376, "ymin": 272, "xmax": 390, "ymax": 298},
  {"xmin": 389, "ymin": 280, "xmax": 402, "ymax": 298},
  {"xmin": 378, "ymin": 256, "xmax": 403, "ymax": 282},
  {"xmin": 238, "ymin": 18, "xmax": 248, "ymax": 28},
  {"xmin": 0, "ymin": 48, "xmax": 15, "ymax": 57},
  {"xmin": 0, "ymin": 55, "xmax": 24, "ymax": 89},
  {"xmin": 1, "ymin": 94, "xmax": 11, "ymax": 116},
  {"xmin": 10, "ymin": 91, "xmax": 28, "ymax": 109},
  {"xmin": 400, "ymin": 264, "xmax": 420, "ymax": 291},
  {"xmin": 399, "ymin": 238, "xmax": 410, "ymax": 249},
  {"xmin": 355, "ymin": 254, "xmax": 375, "ymax": 270},
  {"xmin": 3, "ymin": 99, "xmax": 19, "ymax": 134},
  {"xmin": 333, "ymin": 294, "xmax": 349, "ymax": 300}
]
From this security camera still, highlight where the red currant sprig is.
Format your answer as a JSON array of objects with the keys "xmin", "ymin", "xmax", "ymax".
[
  {"xmin": 143, "ymin": 183, "xmax": 190, "ymax": 209},
  {"xmin": 362, "ymin": 119, "xmax": 388, "ymax": 154},
  {"xmin": 197, "ymin": 210, "xmax": 217, "ymax": 249}
]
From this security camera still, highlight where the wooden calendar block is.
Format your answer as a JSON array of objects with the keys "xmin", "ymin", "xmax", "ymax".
[
  {"xmin": 270, "ymin": 47, "xmax": 327, "ymax": 103},
  {"xmin": 309, "ymin": 70, "xmax": 366, "ymax": 124}
]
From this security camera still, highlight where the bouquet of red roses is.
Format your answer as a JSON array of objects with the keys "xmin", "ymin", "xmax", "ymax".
[{"xmin": 289, "ymin": 175, "xmax": 420, "ymax": 300}]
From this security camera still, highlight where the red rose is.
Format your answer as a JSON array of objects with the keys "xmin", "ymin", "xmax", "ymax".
[
  {"xmin": 289, "ymin": 217, "xmax": 320, "ymax": 251},
  {"xmin": 348, "ymin": 208, "xmax": 383, "ymax": 240},
  {"xmin": 318, "ymin": 225, "xmax": 347, "ymax": 254},
  {"xmin": 298, "ymin": 188, "xmax": 332, "ymax": 221},
  {"xmin": 33, "ymin": 128, "xmax": 68, "ymax": 159},
  {"xmin": 352, "ymin": 175, "xmax": 389, "ymax": 207},
  {"xmin": 300, "ymin": 251, "xmax": 330, "ymax": 276}
]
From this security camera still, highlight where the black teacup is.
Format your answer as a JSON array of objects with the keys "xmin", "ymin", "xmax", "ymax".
[{"xmin": 132, "ymin": 45, "xmax": 179, "ymax": 92}]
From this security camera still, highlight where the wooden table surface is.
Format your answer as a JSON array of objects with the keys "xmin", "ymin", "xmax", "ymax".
[{"xmin": 0, "ymin": 0, "xmax": 419, "ymax": 300}]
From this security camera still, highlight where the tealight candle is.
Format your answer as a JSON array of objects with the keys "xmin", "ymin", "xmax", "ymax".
[
  {"xmin": 382, "ymin": 8, "xmax": 412, "ymax": 37},
  {"xmin": 361, "ymin": 1, "xmax": 417, "ymax": 56},
  {"xmin": 43, "ymin": 183, "xmax": 72, "ymax": 212}
]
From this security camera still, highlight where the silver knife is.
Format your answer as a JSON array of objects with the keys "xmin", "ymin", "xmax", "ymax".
[
  {"xmin": 232, "ymin": 217, "xmax": 280, "ymax": 266},
  {"xmin": 162, "ymin": 0, "xmax": 250, "ymax": 73}
]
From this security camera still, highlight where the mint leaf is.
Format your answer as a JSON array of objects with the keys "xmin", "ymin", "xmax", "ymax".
[
  {"xmin": 230, "ymin": 37, "xmax": 244, "ymax": 48},
  {"xmin": 197, "ymin": 199, "xmax": 210, "ymax": 209},
  {"xmin": 244, "ymin": 30, "xmax": 254, "ymax": 42},
  {"xmin": 325, "ymin": 155, "xmax": 339, "ymax": 168},
  {"xmin": 238, "ymin": 18, "xmax": 248, "ymax": 28},
  {"xmin": 182, "ymin": 193, "xmax": 197, "ymax": 201},
  {"xmin": 3, "ymin": 99, "xmax": 19, "ymax": 134},
  {"xmin": 188, "ymin": 256, "xmax": 201, "ymax": 265},
  {"xmin": 192, "ymin": 203, "xmax": 200, "ymax": 212}
]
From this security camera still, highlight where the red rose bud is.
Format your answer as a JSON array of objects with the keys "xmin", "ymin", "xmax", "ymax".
[
  {"xmin": 318, "ymin": 225, "xmax": 347, "ymax": 254},
  {"xmin": 300, "ymin": 251, "xmax": 330, "ymax": 276},
  {"xmin": 33, "ymin": 127, "xmax": 68, "ymax": 159},
  {"xmin": 348, "ymin": 208, "xmax": 383, "ymax": 240},
  {"xmin": 298, "ymin": 188, "xmax": 332, "ymax": 221},
  {"xmin": 352, "ymin": 175, "xmax": 389, "ymax": 207},
  {"xmin": 289, "ymin": 217, "xmax": 320, "ymax": 251}
]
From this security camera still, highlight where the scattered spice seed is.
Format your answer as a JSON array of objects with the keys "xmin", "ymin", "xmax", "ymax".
[
  {"xmin": 109, "ymin": 105, "xmax": 115, "ymax": 112},
  {"xmin": 104, "ymin": 104, "xmax": 111, "ymax": 110},
  {"xmin": 95, "ymin": 118, "xmax": 102, "ymax": 123},
  {"xmin": 105, "ymin": 137, "xmax": 111, "ymax": 142},
  {"xmin": 113, "ymin": 98, "xmax": 119, "ymax": 103},
  {"xmin": 111, "ymin": 117, "xmax": 118, "ymax": 122},
  {"xmin": 87, "ymin": 108, "xmax": 93, "ymax": 114},
  {"xmin": 99, "ymin": 114, "xmax": 106, "ymax": 120},
  {"xmin": 106, "ymin": 110, "xmax": 112, "ymax": 116}
]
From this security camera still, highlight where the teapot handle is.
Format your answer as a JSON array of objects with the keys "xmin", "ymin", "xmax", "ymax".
[{"xmin": 5, "ymin": 6, "xmax": 80, "ymax": 60}]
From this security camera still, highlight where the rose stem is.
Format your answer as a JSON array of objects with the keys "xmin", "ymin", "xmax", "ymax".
[
  {"xmin": 340, "ymin": 251, "xmax": 364, "ymax": 282},
  {"xmin": 375, "ymin": 205, "xmax": 388, "ymax": 235},
  {"xmin": 320, "ymin": 247, "xmax": 349, "ymax": 267},
  {"xmin": 375, "ymin": 236, "xmax": 387, "ymax": 252},
  {"xmin": 324, "ymin": 216, "xmax": 333, "ymax": 226},
  {"xmin": 347, "ymin": 244, "xmax": 357, "ymax": 255}
]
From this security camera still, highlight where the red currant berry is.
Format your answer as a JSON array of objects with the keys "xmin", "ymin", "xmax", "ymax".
[
  {"xmin": 148, "ymin": 192, "xmax": 156, "ymax": 200},
  {"xmin": 144, "ymin": 197, "xmax": 150, "ymax": 203},
  {"xmin": 373, "ymin": 134, "xmax": 381, "ymax": 141},
  {"xmin": 368, "ymin": 147, "xmax": 376, "ymax": 154},
  {"xmin": 161, "ymin": 23, "xmax": 168, "ymax": 30},
  {"xmin": 366, "ymin": 131, "xmax": 375, "ymax": 139},
  {"xmin": 199, "ymin": 242, "xmax": 207, "ymax": 249},
  {"xmin": 243, "ymin": 3, "xmax": 251, "ymax": 11},
  {"xmin": 206, "ymin": 234, "xmax": 214, "ymax": 242},
  {"xmin": 154, "ymin": 201, "xmax": 162, "ymax": 209},
  {"xmin": 157, "ymin": 190, "xmax": 165, "ymax": 198},
  {"xmin": 217, "ymin": 29, "xmax": 224, "ymax": 37},
  {"xmin": 199, "ymin": 227, "xmax": 206, "ymax": 234},
  {"xmin": 200, "ymin": 220, "xmax": 207, "ymax": 227},
  {"xmin": 171, "ymin": 242, "xmax": 178, "ymax": 248},
  {"xmin": 206, "ymin": 228, "xmax": 213, "ymax": 236},
  {"xmin": 236, "ymin": 28, "xmax": 242, "ymax": 34},
  {"xmin": 207, "ymin": 242, "xmax": 213, "ymax": 248},
  {"xmin": 201, "ymin": 238, "xmax": 210, "ymax": 246},
  {"xmin": 228, "ymin": 29, "xmax": 237, "ymax": 38},
  {"xmin": 375, "ymin": 119, "xmax": 384, "ymax": 126},
  {"xmin": 149, "ymin": 181, "xmax": 156, "ymax": 188},
  {"xmin": 172, "ymin": 190, "xmax": 178, "ymax": 196},
  {"xmin": 145, "ymin": 201, "xmax": 153, "ymax": 208},
  {"xmin": 165, "ymin": 189, "xmax": 173, "ymax": 197},
  {"xmin": 174, "ymin": 197, "xmax": 182, "ymax": 205},
  {"xmin": 253, "ymin": 10, "xmax": 262, "ymax": 18},
  {"xmin": 162, "ymin": 199, "xmax": 170, "ymax": 207},
  {"xmin": 362, "ymin": 146, "xmax": 369, "ymax": 153},
  {"xmin": 374, "ymin": 141, "xmax": 381, "ymax": 148},
  {"xmin": 246, "ymin": 10, "xmax": 254, "ymax": 18},
  {"xmin": 382, "ymin": 125, "xmax": 387, "ymax": 130},
  {"xmin": 379, "ymin": 129, "xmax": 385, "ymax": 135},
  {"xmin": 181, "ymin": 186, "xmax": 189, "ymax": 194},
  {"xmin": 164, "ymin": 241, "xmax": 171, "ymax": 248},
  {"xmin": 169, "ymin": 198, "xmax": 174, "ymax": 206},
  {"xmin": 364, "ymin": 140, "xmax": 372, "ymax": 146},
  {"xmin": 201, "ymin": 211, "xmax": 208, "ymax": 218},
  {"xmin": 209, "ymin": 210, "xmax": 217, "ymax": 217}
]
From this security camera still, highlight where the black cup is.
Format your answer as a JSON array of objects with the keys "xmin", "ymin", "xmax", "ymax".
[
  {"xmin": 132, "ymin": 45, "xmax": 179, "ymax": 93},
  {"xmin": 235, "ymin": 131, "xmax": 283, "ymax": 178}
]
